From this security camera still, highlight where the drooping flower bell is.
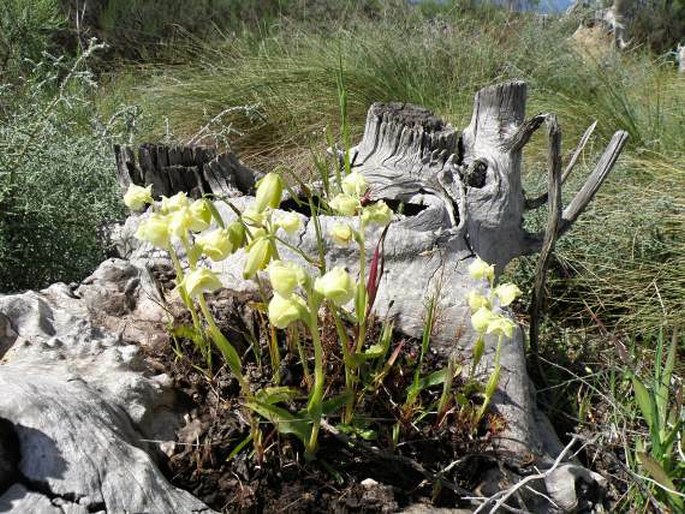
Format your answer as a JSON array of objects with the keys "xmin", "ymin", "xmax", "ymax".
[
  {"xmin": 341, "ymin": 171, "xmax": 368, "ymax": 198},
  {"xmin": 196, "ymin": 227, "xmax": 237, "ymax": 261},
  {"xmin": 314, "ymin": 266, "xmax": 356, "ymax": 306},
  {"xmin": 330, "ymin": 223, "xmax": 354, "ymax": 246},
  {"xmin": 468, "ymin": 256, "xmax": 495, "ymax": 283},
  {"xmin": 268, "ymin": 260, "xmax": 306, "ymax": 297},
  {"xmin": 329, "ymin": 194, "xmax": 360, "ymax": 216},
  {"xmin": 361, "ymin": 200, "xmax": 393, "ymax": 226},
  {"xmin": 274, "ymin": 212, "xmax": 301, "ymax": 234},
  {"xmin": 494, "ymin": 283, "xmax": 522, "ymax": 307},
  {"xmin": 243, "ymin": 235, "xmax": 272, "ymax": 279},
  {"xmin": 268, "ymin": 292, "xmax": 309, "ymax": 329},
  {"xmin": 135, "ymin": 213, "xmax": 170, "ymax": 248},
  {"xmin": 181, "ymin": 267, "xmax": 223, "ymax": 298},
  {"xmin": 160, "ymin": 191, "xmax": 190, "ymax": 214},
  {"xmin": 123, "ymin": 184, "xmax": 153, "ymax": 211}
]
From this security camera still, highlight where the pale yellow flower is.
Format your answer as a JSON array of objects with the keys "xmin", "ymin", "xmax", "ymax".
[
  {"xmin": 188, "ymin": 199, "xmax": 211, "ymax": 232},
  {"xmin": 468, "ymin": 257, "xmax": 495, "ymax": 282},
  {"xmin": 341, "ymin": 171, "xmax": 368, "ymax": 198},
  {"xmin": 135, "ymin": 213, "xmax": 170, "ymax": 248},
  {"xmin": 268, "ymin": 293, "xmax": 308, "ymax": 329},
  {"xmin": 123, "ymin": 184, "xmax": 153, "ymax": 211},
  {"xmin": 314, "ymin": 266, "xmax": 356, "ymax": 306},
  {"xmin": 181, "ymin": 267, "xmax": 222, "ymax": 298},
  {"xmin": 467, "ymin": 290, "xmax": 490, "ymax": 312},
  {"xmin": 494, "ymin": 283, "xmax": 522, "ymax": 307},
  {"xmin": 471, "ymin": 306, "xmax": 496, "ymax": 334},
  {"xmin": 268, "ymin": 260, "xmax": 306, "ymax": 297},
  {"xmin": 361, "ymin": 201, "xmax": 393, "ymax": 226},
  {"xmin": 196, "ymin": 228, "xmax": 233, "ymax": 261},
  {"xmin": 275, "ymin": 212, "xmax": 301, "ymax": 234},
  {"xmin": 243, "ymin": 236, "xmax": 272, "ymax": 278},
  {"xmin": 330, "ymin": 223, "xmax": 354, "ymax": 246},
  {"xmin": 160, "ymin": 192, "xmax": 190, "ymax": 214},
  {"xmin": 242, "ymin": 206, "xmax": 265, "ymax": 227},
  {"xmin": 329, "ymin": 194, "xmax": 360, "ymax": 216},
  {"xmin": 486, "ymin": 316, "xmax": 516, "ymax": 339}
]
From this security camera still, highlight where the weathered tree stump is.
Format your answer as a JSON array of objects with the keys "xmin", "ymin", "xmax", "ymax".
[
  {"xmin": 114, "ymin": 143, "xmax": 260, "ymax": 199},
  {"xmin": 1, "ymin": 81, "xmax": 628, "ymax": 513}
]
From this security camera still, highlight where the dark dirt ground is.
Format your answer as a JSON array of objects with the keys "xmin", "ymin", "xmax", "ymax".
[{"xmin": 141, "ymin": 273, "xmax": 507, "ymax": 513}]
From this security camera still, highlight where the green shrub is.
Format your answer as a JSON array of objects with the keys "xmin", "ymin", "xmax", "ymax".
[
  {"xmin": 0, "ymin": 0, "xmax": 64, "ymax": 85},
  {"xmin": 0, "ymin": 42, "xmax": 131, "ymax": 292}
]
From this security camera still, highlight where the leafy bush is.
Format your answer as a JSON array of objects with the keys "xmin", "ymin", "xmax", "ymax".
[
  {"xmin": 0, "ymin": 0, "xmax": 64, "ymax": 85},
  {"xmin": 0, "ymin": 42, "xmax": 131, "ymax": 292}
]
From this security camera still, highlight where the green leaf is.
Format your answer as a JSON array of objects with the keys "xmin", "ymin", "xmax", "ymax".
[
  {"xmin": 321, "ymin": 391, "xmax": 352, "ymax": 416},
  {"xmin": 637, "ymin": 452, "xmax": 682, "ymax": 501},
  {"xmin": 256, "ymin": 386, "xmax": 302, "ymax": 405},
  {"xmin": 207, "ymin": 325, "xmax": 243, "ymax": 379},
  {"xmin": 631, "ymin": 375, "xmax": 654, "ymax": 430},
  {"xmin": 227, "ymin": 433, "xmax": 253, "ymax": 461},
  {"xmin": 417, "ymin": 369, "xmax": 447, "ymax": 390},
  {"xmin": 657, "ymin": 331, "xmax": 678, "ymax": 425},
  {"xmin": 245, "ymin": 401, "xmax": 311, "ymax": 445}
]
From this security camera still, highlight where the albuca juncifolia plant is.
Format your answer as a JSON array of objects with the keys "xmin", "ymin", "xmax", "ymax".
[{"xmin": 123, "ymin": 166, "xmax": 521, "ymax": 459}]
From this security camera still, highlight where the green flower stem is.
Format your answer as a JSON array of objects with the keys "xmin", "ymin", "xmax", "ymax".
[
  {"xmin": 274, "ymin": 236, "xmax": 319, "ymax": 266},
  {"xmin": 331, "ymin": 308, "xmax": 356, "ymax": 424},
  {"xmin": 355, "ymin": 222, "xmax": 368, "ymax": 353},
  {"xmin": 169, "ymin": 244, "xmax": 208, "ymax": 365},
  {"xmin": 197, "ymin": 294, "xmax": 250, "ymax": 397},
  {"xmin": 476, "ymin": 335, "xmax": 504, "ymax": 421},
  {"xmin": 305, "ymin": 294, "xmax": 325, "ymax": 457},
  {"xmin": 309, "ymin": 197, "xmax": 327, "ymax": 273}
]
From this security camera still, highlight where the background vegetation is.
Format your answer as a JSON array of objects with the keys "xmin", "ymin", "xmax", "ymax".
[{"xmin": 1, "ymin": 0, "xmax": 683, "ymax": 508}]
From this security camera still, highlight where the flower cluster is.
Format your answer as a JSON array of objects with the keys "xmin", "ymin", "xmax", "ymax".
[
  {"xmin": 467, "ymin": 257, "xmax": 521, "ymax": 339},
  {"xmin": 125, "ymin": 173, "xmax": 306, "ymax": 301},
  {"xmin": 326, "ymin": 172, "xmax": 393, "ymax": 246}
]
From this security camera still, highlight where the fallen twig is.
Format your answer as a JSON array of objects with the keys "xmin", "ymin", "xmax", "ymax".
[{"xmin": 472, "ymin": 434, "xmax": 583, "ymax": 513}]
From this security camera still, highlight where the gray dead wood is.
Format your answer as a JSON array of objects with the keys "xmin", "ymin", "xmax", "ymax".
[
  {"xmin": 113, "ymin": 143, "xmax": 260, "ymax": 199},
  {"xmin": 0, "ymin": 261, "xmax": 215, "ymax": 513}
]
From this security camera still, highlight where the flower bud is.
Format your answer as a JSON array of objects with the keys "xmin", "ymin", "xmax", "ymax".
[
  {"xmin": 330, "ymin": 223, "xmax": 354, "ymax": 246},
  {"xmin": 468, "ymin": 256, "xmax": 495, "ymax": 282},
  {"xmin": 329, "ymin": 194, "xmax": 360, "ymax": 216},
  {"xmin": 314, "ymin": 266, "xmax": 356, "ymax": 306},
  {"xmin": 135, "ymin": 213, "xmax": 170, "ymax": 248},
  {"xmin": 268, "ymin": 260, "xmax": 306, "ymax": 297},
  {"xmin": 275, "ymin": 212, "xmax": 301, "ymax": 234},
  {"xmin": 494, "ymin": 283, "xmax": 522, "ymax": 307},
  {"xmin": 268, "ymin": 292, "xmax": 308, "ymax": 329},
  {"xmin": 243, "ymin": 236, "xmax": 272, "ymax": 279},
  {"xmin": 341, "ymin": 171, "xmax": 368, "ymax": 198},
  {"xmin": 160, "ymin": 192, "xmax": 190, "ymax": 214},
  {"xmin": 226, "ymin": 221, "xmax": 246, "ymax": 250},
  {"xmin": 181, "ymin": 267, "xmax": 223, "ymax": 298},
  {"xmin": 123, "ymin": 184, "xmax": 153, "ymax": 211},
  {"xmin": 196, "ymin": 228, "xmax": 233, "ymax": 261},
  {"xmin": 361, "ymin": 200, "xmax": 393, "ymax": 226},
  {"xmin": 255, "ymin": 172, "xmax": 283, "ymax": 212},
  {"xmin": 188, "ymin": 199, "xmax": 211, "ymax": 232}
]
